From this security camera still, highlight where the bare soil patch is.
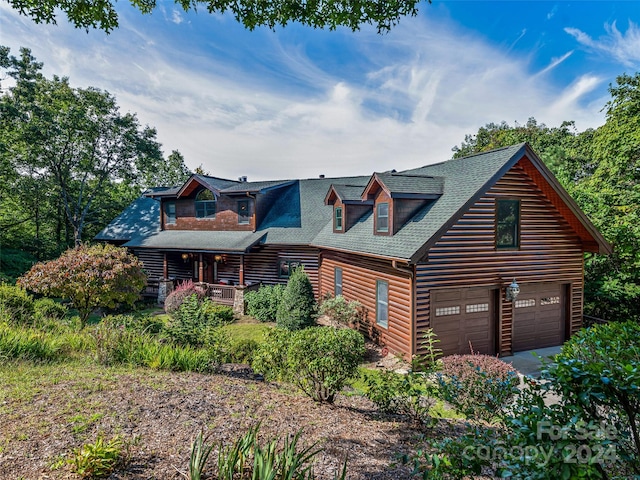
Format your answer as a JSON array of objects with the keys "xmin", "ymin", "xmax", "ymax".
[{"xmin": 0, "ymin": 362, "xmax": 441, "ymax": 479}]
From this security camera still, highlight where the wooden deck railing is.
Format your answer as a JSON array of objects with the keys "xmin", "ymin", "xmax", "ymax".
[
  {"xmin": 143, "ymin": 279, "xmax": 160, "ymax": 300},
  {"xmin": 202, "ymin": 283, "xmax": 236, "ymax": 306}
]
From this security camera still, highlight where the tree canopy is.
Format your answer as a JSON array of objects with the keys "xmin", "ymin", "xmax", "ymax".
[
  {"xmin": 452, "ymin": 73, "xmax": 640, "ymax": 322},
  {"xmin": 0, "ymin": 46, "xmax": 191, "ymax": 275},
  {"xmin": 7, "ymin": 0, "xmax": 427, "ymax": 34}
]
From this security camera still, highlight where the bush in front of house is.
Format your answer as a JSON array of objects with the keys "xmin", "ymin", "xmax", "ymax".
[
  {"xmin": 276, "ymin": 266, "xmax": 317, "ymax": 330},
  {"xmin": 245, "ymin": 284, "xmax": 285, "ymax": 322},
  {"xmin": 17, "ymin": 244, "xmax": 146, "ymax": 327},
  {"xmin": 0, "ymin": 283, "xmax": 35, "ymax": 325},
  {"xmin": 437, "ymin": 354, "xmax": 519, "ymax": 423},
  {"xmin": 252, "ymin": 326, "xmax": 365, "ymax": 403},
  {"xmin": 165, "ymin": 294, "xmax": 234, "ymax": 347},
  {"xmin": 163, "ymin": 279, "xmax": 206, "ymax": 314},
  {"xmin": 318, "ymin": 294, "xmax": 363, "ymax": 327}
]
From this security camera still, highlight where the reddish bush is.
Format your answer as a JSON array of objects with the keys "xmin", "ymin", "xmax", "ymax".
[
  {"xmin": 163, "ymin": 280, "xmax": 206, "ymax": 314},
  {"xmin": 437, "ymin": 354, "xmax": 519, "ymax": 423},
  {"xmin": 17, "ymin": 244, "xmax": 146, "ymax": 327}
]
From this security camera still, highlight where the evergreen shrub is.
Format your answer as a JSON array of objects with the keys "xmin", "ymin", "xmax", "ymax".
[{"xmin": 276, "ymin": 267, "xmax": 316, "ymax": 330}]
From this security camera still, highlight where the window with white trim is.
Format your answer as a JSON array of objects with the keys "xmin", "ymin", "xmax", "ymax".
[
  {"xmin": 376, "ymin": 203, "xmax": 389, "ymax": 233},
  {"xmin": 376, "ymin": 280, "xmax": 388, "ymax": 328},
  {"xmin": 335, "ymin": 267, "xmax": 343, "ymax": 296}
]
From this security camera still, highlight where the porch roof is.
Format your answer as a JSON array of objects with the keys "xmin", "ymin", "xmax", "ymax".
[{"xmin": 123, "ymin": 230, "xmax": 266, "ymax": 252}]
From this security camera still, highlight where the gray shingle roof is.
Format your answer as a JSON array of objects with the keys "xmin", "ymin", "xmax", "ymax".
[
  {"xmin": 123, "ymin": 230, "xmax": 266, "ymax": 252},
  {"xmin": 374, "ymin": 172, "xmax": 444, "ymax": 197},
  {"xmin": 94, "ymin": 195, "xmax": 160, "ymax": 242},
  {"xmin": 98, "ymin": 143, "xmax": 532, "ymax": 259},
  {"xmin": 330, "ymin": 184, "xmax": 368, "ymax": 203},
  {"xmin": 311, "ymin": 144, "xmax": 527, "ymax": 261},
  {"xmin": 221, "ymin": 180, "xmax": 295, "ymax": 194}
]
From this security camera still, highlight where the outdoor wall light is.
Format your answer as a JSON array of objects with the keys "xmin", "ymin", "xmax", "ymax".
[
  {"xmin": 505, "ymin": 278, "xmax": 520, "ymax": 302},
  {"xmin": 214, "ymin": 254, "xmax": 226, "ymax": 263},
  {"xmin": 181, "ymin": 253, "xmax": 190, "ymax": 263}
]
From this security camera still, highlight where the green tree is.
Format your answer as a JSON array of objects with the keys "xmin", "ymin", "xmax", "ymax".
[
  {"xmin": 6, "ymin": 0, "xmax": 426, "ymax": 34},
  {"xmin": 0, "ymin": 46, "xmax": 173, "ymax": 252},
  {"xmin": 141, "ymin": 149, "xmax": 191, "ymax": 188},
  {"xmin": 17, "ymin": 244, "xmax": 146, "ymax": 326},
  {"xmin": 276, "ymin": 266, "xmax": 317, "ymax": 330}
]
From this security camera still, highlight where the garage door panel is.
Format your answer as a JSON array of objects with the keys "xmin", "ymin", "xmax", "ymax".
[
  {"xmin": 432, "ymin": 287, "xmax": 495, "ymax": 356},
  {"xmin": 513, "ymin": 283, "xmax": 564, "ymax": 352}
]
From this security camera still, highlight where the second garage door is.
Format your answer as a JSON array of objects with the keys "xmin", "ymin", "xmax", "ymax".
[
  {"xmin": 512, "ymin": 283, "xmax": 565, "ymax": 352},
  {"xmin": 431, "ymin": 287, "xmax": 495, "ymax": 356}
]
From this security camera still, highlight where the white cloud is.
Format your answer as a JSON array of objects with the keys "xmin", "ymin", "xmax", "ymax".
[
  {"xmin": 565, "ymin": 21, "xmax": 640, "ymax": 68},
  {"xmin": 171, "ymin": 10, "xmax": 184, "ymax": 25},
  {"xmin": 0, "ymin": 4, "xmax": 608, "ymax": 181}
]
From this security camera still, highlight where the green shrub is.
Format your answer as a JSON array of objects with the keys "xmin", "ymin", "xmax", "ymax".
[
  {"xmin": 165, "ymin": 295, "xmax": 234, "ymax": 347},
  {"xmin": 245, "ymin": 284, "xmax": 285, "ymax": 322},
  {"xmin": 226, "ymin": 338, "xmax": 259, "ymax": 364},
  {"xmin": 0, "ymin": 283, "xmax": 35, "ymax": 325},
  {"xmin": 364, "ymin": 370, "xmax": 438, "ymax": 426},
  {"xmin": 68, "ymin": 435, "xmax": 124, "ymax": 479},
  {"xmin": 318, "ymin": 294, "xmax": 363, "ymax": 327},
  {"xmin": 437, "ymin": 354, "xmax": 519, "ymax": 423},
  {"xmin": 34, "ymin": 298, "xmax": 68, "ymax": 322},
  {"xmin": 545, "ymin": 320, "xmax": 640, "ymax": 475},
  {"xmin": 251, "ymin": 328, "xmax": 291, "ymax": 381},
  {"xmin": 276, "ymin": 267, "xmax": 317, "ymax": 330},
  {"xmin": 0, "ymin": 248, "xmax": 37, "ymax": 280},
  {"xmin": 102, "ymin": 313, "xmax": 165, "ymax": 334},
  {"xmin": 253, "ymin": 326, "xmax": 365, "ymax": 403}
]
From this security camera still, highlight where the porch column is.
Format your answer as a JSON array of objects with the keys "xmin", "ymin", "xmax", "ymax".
[
  {"xmin": 198, "ymin": 253, "xmax": 204, "ymax": 283},
  {"xmin": 239, "ymin": 255, "xmax": 245, "ymax": 285},
  {"xmin": 163, "ymin": 252, "xmax": 168, "ymax": 279}
]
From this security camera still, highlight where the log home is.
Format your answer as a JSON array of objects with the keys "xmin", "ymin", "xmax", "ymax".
[{"xmin": 97, "ymin": 143, "xmax": 611, "ymax": 357}]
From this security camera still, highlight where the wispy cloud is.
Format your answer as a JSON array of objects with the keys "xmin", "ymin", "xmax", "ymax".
[
  {"xmin": 171, "ymin": 10, "xmax": 184, "ymax": 25},
  {"xmin": 0, "ymin": 4, "xmax": 608, "ymax": 180},
  {"xmin": 565, "ymin": 20, "xmax": 640, "ymax": 68},
  {"xmin": 536, "ymin": 50, "xmax": 574, "ymax": 76}
]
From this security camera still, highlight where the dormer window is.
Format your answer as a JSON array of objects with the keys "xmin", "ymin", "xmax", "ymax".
[
  {"xmin": 195, "ymin": 189, "xmax": 216, "ymax": 218},
  {"xmin": 334, "ymin": 206, "xmax": 343, "ymax": 231},
  {"xmin": 376, "ymin": 203, "xmax": 389, "ymax": 233}
]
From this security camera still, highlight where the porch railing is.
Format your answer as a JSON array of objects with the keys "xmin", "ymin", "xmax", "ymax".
[{"xmin": 201, "ymin": 283, "xmax": 236, "ymax": 306}]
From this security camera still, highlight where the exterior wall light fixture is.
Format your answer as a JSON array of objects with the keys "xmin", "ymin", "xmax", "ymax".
[{"xmin": 505, "ymin": 278, "xmax": 520, "ymax": 302}]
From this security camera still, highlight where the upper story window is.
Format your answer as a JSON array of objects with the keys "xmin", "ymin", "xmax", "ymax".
[
  {"xmin": 195, "ymin": 189, "xmax": 216, "ymax": 218},
  {"xmin": 238, "ymin": 200, "xmax": 250, "ymax": 225},
  {"xmin": 376, "ymin": 202, "xmax": 389, "ymax": 233},
  {"xmin": 165, "ymin": 201, "xmax": 176, "ymax": 225},
  {"xmin": 334, "ymin": 267, "xmax": 343, "ymax": 296},
  {"xmin": 496, "ymin": 199, "xmax": 520, "ymax": 249},
  {"xmin": 376, "ymin": 279, "xmax": 388, "ymax": 328},
  {"xmin": 334, "ymin": 206, "xmax": 343, "ymax": 231}
]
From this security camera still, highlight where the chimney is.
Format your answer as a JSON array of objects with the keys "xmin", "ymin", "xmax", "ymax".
[
  {"xmin": 238, "ymin": 176, "xmax": 247, "ymax": 182},
  {"xmin": 319, "ymin": 174, "xmax": 325, "ymax": 179}
]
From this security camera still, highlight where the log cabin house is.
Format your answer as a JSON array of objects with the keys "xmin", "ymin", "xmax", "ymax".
[{"xmin": 96, "ymin": 143, "xmax": 611, "ymax": 358}]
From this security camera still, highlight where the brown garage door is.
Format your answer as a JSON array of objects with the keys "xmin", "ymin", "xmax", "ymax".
[
  {"xmin": 512, "ymin": 283, "xmax": 564, "ymax": 352},
  {"xmin": 431, "ymin": 287, "xmax": 495, "ymax": 356}
]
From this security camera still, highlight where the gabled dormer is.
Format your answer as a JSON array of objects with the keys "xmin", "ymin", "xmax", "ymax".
[
  {"xmin": 324, "ymin": 184, "xmax": 373, "ymax": 233},
  {"xmin": 361, "ymin": 172, "xmax": 444, "ymax": 236}
]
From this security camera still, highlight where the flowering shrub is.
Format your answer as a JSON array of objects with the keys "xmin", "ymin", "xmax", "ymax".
[
  {"xmin": 437, "ymin": 354, "xmax": 519, "ymax": 422},
  {"xmin": 17, "ymin": 244, "xmax": 146, "ymax": 327},
  {"xmin": 163, "ymin": 279, "xmax": 206, "ymax": 314}
]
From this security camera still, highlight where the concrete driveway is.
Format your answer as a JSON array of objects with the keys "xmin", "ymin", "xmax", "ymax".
[{"xmin": 500, "ymin": 345, "xmax": 562, "ymax": 378}]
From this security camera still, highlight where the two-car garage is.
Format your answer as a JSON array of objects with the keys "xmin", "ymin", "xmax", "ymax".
[{"xmin": 430, "ymin": 283, "xmax": 566, "ymax": 356}]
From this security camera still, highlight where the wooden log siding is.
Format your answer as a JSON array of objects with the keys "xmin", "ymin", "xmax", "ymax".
[
  {"xmin": 319, "ymin": 252, "xmax": 413, "ymax": 358},
  {"xmin": 132, "ymin": 249, "xmax": 192, "ymax": 282},
  {"xmin": 244, "ymin": 245, "xmax": 321, "ymax": 294},
  {"xmin": 415, "ymin": 161, "xmax": 585, "ymax": 356}
]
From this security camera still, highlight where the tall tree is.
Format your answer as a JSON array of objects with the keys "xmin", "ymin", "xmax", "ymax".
[
  {"xmin": 6, "ymin": 0, "xmax": 425, "ymax": 33},
  {"xmin": 141, "ymin": 149, "xmax": 191, "ymax": 188},
  {"xmin": 1, "ymin": 47, "xmax": 164, "ymax": 246}
]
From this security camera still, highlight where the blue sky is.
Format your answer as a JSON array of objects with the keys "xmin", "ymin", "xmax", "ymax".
[{"xmin": 1, "ymin": 1, "xmax": 638, "ymax": 180}]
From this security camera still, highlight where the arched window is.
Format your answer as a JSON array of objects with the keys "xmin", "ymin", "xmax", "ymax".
[{"xmin": 195, "ymin": 189, "xmax": 216, "ymax": 218}]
